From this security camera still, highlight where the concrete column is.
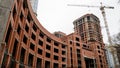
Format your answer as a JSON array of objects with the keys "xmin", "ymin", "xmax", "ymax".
[
  {"xmin": 81, "ymin": 54, "xmax": 86, "ymax": 68},
  {"xmin": 42, "ymin": 36, "xmax": 46, "ymax": 68},
  {"xmin": 51, "ymin": 40, "xmax": 54, "ymax": 68},
  {"xmin": 67, "ymin": 44, "xmax": 71, "ymax": 67}
]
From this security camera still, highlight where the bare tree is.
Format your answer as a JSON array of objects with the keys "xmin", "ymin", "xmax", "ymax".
[{"xmin": 112, "ymin": 32, "xmax": 120, "ymax": 46}]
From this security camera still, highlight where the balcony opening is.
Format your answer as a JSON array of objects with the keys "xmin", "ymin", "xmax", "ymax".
[
  {"xmin": 45, "ymin": 61, "xmax": 50, "ymax": 68},
  {"xmin": 70, "ymin": 41, "xmax": 72, "ymax": 44},
  {"xmin": 30, "ymin": 43, "xmax": 35, "ymax": 50},
  {"xmin": 77, "ymin": 49, "xmax": 80, "ymax": 54},
  {"xmin": 5, "ymin": 23, "xmax": 12, "ymax": 45},
  {"xmin": 70, "ymin": 47, "xmax": 72, "ymax": 58},
  {"xmin": 62, "ymin": 57, "xmax": 66, "ymax": 62},
  {"xmin": 99, "ymin": 55, "xmax": 101, "ymax": 58},
  {"xmin": 33, "ymin": 24, "xmax": 37, "ymax": 32},
  {"xmin": 38, "ymin": 40, "xmax": 43, "ymax": 46},
  {"xmin": 83, "ymin": 44, "xmax": 87, "ymax": 47},
  {"xmin": 36, "ymin": 58, "xmax": 42, "ymax": 68},
  {"xmin": 97, "ymin": 46, "xmax": 100, "ymax": 49},
  {"xmin": 23, "ymin": 0, "xmax": 28, "ymax": 9},
  {"xmin": 54, "ymin": 41, "xmax": 59, "ymax": 46},
  {"xmin": 31, "ymin": 33, "xmax": 36, "ymax": 41},
  {"xmin": 20, "ymin": 12, "xmax": 23, "ymax": 22},
  {"xmin": 78, "ymin": 60, "xmax": 81, "ymax": 68},
  {"xmin": 98, "ymin": 50, "xmax": 100, "ymax": 53},
  {"xmin": 62, "ymin": 44, "xmax": 66, "ymax": 49},
  {"xmin": 28, "ymin": 54, "xmax": 33, "ymax": 67},
  {"xmin": 17, "ymin": 24, "xmax": 21, "ymax": 35},
  {"xmin": 13, "ymin": 6, "xmax": 17, "ymax": 21},
  {"xmin": 17, "ymin": 0, "xmax": 20, "ymax": 5},
  {"xmin": 53, "ymin": 63, "xmax": 58, "ymax": 68},
  {"xmin": 77, "ymin": 54, "xmax": 81, "ymax": 60},
  {"xmin": 25, "ymin": 24, "xmax": 29, "ymax": 33},
  {"xmin": 54, "ymin": 48, "xmax": 58, "ymax": 53},
  {"xmin": 100, "ymin": 59, "xmax": 102, "ymax": 63},
  {"xmin": 46, "ymin": 52, "xmax": 50, "ymax": 58},
  {"xmin": 76, "ymin": 37, "xmax": 79, "ymax": 41},
  {"xmin": 1, "ymin": 53, "xmax": 7, "ymax": 68},
  {"xmin": 101, "ymin": 64, "xmax": 103, "ymax": 68},
  {"xmin": 23, "ymin": 35, "xmax": 27, "ymax": 44},
  {"xmin": 38, "ymin": 48, "xmax": 42, "ymax": 55},
  {"xmin": 9, "ymin": 58, "xmax": 16, "ymax": 68},
  {"xmin": 82, "ymin": 18, "xmax": 85, "ymax": 22},
  {"xmin": 46, "ymin": 44, "xmax": 51, "ymax": 50},
  {"xmin": 27, "ymin": 12, "xmax": 32, "ymax": 23},
  {"xmin": 81, "ymin": 34, "xmax": 84, "ymax": 41},
  {"xmin": 19, "ymin": 64, "xmax": 25, "ymax": 68},
  {"xmin": 62, "ymin": 64, "xmax": 66, "ymax": 68},
  {"xmin": 20, "ymin": 48, "xmax": 25, "ymax": 64},
  {"xmin": 79, "ymin": 19, "xmax": 82, "ymax": 23},
  {"xmin": 12, "ymin": 39, "xmax": 18, "ymax": 58},
  {"xmin": 62, "ymin": 51, "xmax": 66, "ymax": 55},
  {"xmin": 76, "ymin": 43, "xmax": 80, "ymax": 46},
  {"xmin": 71, "ymin": 59, "xmax": 73, "ymax": 68},
  {"xmin": 46, "ymin": 38, "xmax": 51, "ymax": 43},
  {"xmin": 87, "ymin": 16, "xmax": 90, "ymax": 21},
  {"xmin": 39, "ymin": 31, "xmax": 44, "ymax": 38},
  {"xmin": 54, "ymin": 55, "xmax": 58, "ymax": 60}
]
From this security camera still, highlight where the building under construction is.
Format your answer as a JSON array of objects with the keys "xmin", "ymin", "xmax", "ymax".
[{"xmin": 0, "ymin": 0, "xmax": 108, "ymax": 68}]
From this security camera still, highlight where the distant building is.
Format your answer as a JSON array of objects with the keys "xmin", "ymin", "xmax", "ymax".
[
  {"xmin": 114, "ymin": 46, "xmax": 120, "ymax": 66},
  {"xmin": 54, "ymin": 31, "xmax": 66, "ymax": 38},
  {"xmin": 105, "ymin": 46, "xmax": 115, "ymax": 68},
  {"xmin": 30, "ymin": 0, "xmax": 39, "ymax": 15},
  {"xmin": 105, "ymin": 45, "xmax": 120, "ymax": 68}
]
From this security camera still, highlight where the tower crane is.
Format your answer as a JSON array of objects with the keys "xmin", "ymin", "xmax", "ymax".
[{"xmin": 68, "ymin": 3, "xmax": 118, "ymax": 68}]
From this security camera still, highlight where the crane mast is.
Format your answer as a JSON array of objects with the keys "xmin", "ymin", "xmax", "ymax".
[
  {"xmin": 100, "ymin": 7, "xmax": 112, "ymax": 45},
  {"xmin": 100, "ymin": 6, "xmax": 118, "ymax": 68}
]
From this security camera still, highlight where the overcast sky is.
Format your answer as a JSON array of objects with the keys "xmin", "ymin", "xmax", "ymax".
[{"xmin": 37, "ymin": 0, "xmax": 120, "ymax": 43}]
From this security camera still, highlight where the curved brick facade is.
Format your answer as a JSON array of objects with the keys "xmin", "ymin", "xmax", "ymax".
[{"xmin": 0, "ymin": 0, "xmax": 108, "ymax": 68}]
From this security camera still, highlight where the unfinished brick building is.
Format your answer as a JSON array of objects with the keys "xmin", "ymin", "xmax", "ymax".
[{"xmin": 0, "ymin": 0, "xmax": 108, "ymax": 68}]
